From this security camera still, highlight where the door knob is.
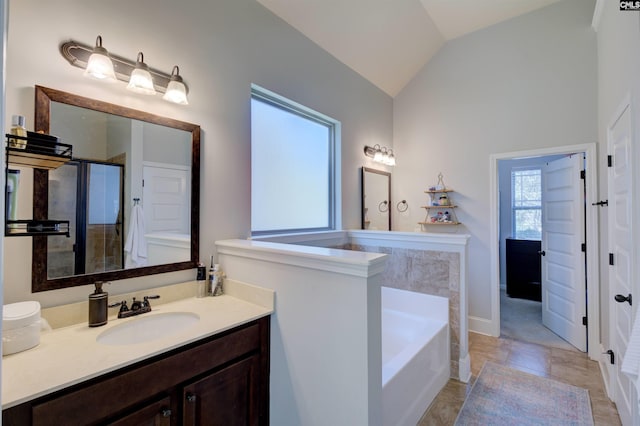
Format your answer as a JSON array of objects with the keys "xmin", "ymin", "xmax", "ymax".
[
  {"xmin": 538, "ymin": 250, "xmax": 546, "ymax": 256},
  {"xmin": 614, "ymin": 294, "xmax": 632, "ymax": 306}
]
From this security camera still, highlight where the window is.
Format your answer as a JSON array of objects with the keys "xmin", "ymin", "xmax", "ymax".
[
  {"xmin": 511, "ymin": 168, "xmax": 542, "ymax": 240},
  {"xmin": 251, "ymin": 85, "xmax": 340, "ymax": 235}
]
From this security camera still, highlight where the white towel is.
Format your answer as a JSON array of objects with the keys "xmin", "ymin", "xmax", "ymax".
[
  {"xmin": 621, "ymin": 309, "xmax": 640, "ymax": 410},
  {"xmin": 124, "ymin": 204, "xmax": 148, "ymax": 268}
]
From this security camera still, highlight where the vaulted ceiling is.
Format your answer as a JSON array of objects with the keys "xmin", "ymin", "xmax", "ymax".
[{"xmin": 257, "ymin": 0, "xmax": 564, "ymax": 96}]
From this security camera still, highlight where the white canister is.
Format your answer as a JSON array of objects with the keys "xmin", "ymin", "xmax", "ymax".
[{"xmin": 3, "ymin": 301, "xmax": 41, "ymax": 356}]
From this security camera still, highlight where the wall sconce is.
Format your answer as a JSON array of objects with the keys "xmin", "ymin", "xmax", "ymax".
[
  {"xmin": 60, "ymin": 36, "xmax": 189, "ymax": 105},
  {"xmin": 364, "ymin": 144, "xmax": 396, "ymax": 166}
]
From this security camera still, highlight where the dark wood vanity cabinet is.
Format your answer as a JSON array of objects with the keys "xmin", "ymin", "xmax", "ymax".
[{"xmin": 2, "ymin": 317, "xmax": 270, "ymax": 426}]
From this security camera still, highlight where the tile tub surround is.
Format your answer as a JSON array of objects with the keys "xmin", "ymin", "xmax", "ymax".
[
  {"xmin": 350, "ymin": 244, "xmax": 462, "ymax": 379},
  {"xmin": 254, "ymin": 230, "xmax": 472, "ymax": 382},
  {"xmin": 2, "ymin": 279, "xmax": 274, "ymax": 408}
]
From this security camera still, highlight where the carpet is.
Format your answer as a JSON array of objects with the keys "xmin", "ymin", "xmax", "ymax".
[
  {"xmin": 454, "ymin": 361, "xmax": 594, "ymax": 426},
  {"xmin": 500, "ymin": 288, "xmax": 578, "ymax": 352}
]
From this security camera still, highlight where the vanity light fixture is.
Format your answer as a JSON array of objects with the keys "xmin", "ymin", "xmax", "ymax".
[
  {"xmin": 60, "ymin": 37, "xmax": 189, "ymax": 105},
  {"xmin": 126, "ymin": 52, "xmax": 156, "ymax": 95},
  {"xmin": 83, "ymin": 36, "xmax": 117, "ymax": 82},
  {"xmin": 364, "ymin": 144, "xmax": 396, "ymax": 166},
  {"xmin": 162, "ymin": 66, "xmax": 189, "ymax": 105}
]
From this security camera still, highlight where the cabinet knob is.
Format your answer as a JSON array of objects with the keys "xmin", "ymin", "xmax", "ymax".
[
  {"xmin": 538, "ymin": 250, "xmax": 546, "ymax": 256},
  {"xmin": 186, "ymin": 393, "xmax": 197, "ymax": 403},
  {"xmin": 161, "ymin": 408, "xmax": 172, "ymax": 418}
]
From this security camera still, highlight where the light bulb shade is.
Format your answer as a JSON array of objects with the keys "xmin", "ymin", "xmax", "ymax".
[
  {"xmin": 83, "ymin": 36, "xmax": 116, "ymax": 82},
  {"xmin": 162, "ymin": 66, "xmax": 189, "ymax": 105},
  {"xmin": 373, "ymin": 148, "xmax": 383, "ymax": 162},
  {"xmin": 163, "ymin": 80, "xmax": 189, "ymax": 104},
  {"xmin": 126, "ymin": 52, "xmax": 156, "ymax": 95},
  {"xmin": 387, "ymin": 153, "xmax": 396, "ymax": 166}
]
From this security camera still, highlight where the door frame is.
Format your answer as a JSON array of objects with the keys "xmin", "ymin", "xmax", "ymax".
[{"xmin": 489, "ymin": 142, "xmax": 599, "ymax": 360}]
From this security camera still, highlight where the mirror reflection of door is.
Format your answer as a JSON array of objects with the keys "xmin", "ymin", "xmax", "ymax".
[
  {"xmin": 47, "ymin": 160, "xmax": 124, "ymax": 278},
  {"xmin": 361, "ymin": 167, "xmax": 391, "ymax": 231}
]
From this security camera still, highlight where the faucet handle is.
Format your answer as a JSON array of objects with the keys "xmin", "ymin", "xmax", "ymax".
[
  {"xmin": 142, "ymin": 295, "xmax": 160, "ymax": 308},
  {"xmin": 109, "ymin": 300, "xmax": 129, "ymax": 312}
]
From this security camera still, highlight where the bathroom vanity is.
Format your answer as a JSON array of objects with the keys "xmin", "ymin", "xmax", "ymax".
[{"xmin": 2, "ymin": 284, "xmax": 273, "ymax": 425}]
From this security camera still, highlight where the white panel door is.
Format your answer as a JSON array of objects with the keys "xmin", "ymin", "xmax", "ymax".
[
  {"xmin": 541, "ymin": 154, "xmax": 586, "ymax": 351},
  {"xmin": 608, "ymin": 101, "xmax": 635, "ymax": 426},
  {"xmin": 142, "ymin": 165, "xmax": 190, "ymax": 234}
]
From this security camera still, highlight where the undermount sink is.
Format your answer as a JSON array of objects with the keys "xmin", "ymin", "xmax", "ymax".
[{"xmin": 97, "ymin": 312, "xmax": 200, "ymax": 346}]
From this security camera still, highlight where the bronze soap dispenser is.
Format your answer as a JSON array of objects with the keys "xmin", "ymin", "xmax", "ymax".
[{"xmin": 88, "ymin": 281, "xmax": 108, "ymax": 327}]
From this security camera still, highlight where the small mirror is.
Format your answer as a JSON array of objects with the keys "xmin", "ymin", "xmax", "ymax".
[
  {"xmin": 361, "ymin": 167, "xmax": 391, "ymax": 231},
  {"xmin": 31, "ymin": 86, "xmax": 200, "ymax": 292}
]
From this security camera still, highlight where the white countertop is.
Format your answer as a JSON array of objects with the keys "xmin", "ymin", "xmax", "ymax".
[{"xmin": 2, "ymin": 281, "xmax": 274, "ymax": 409}]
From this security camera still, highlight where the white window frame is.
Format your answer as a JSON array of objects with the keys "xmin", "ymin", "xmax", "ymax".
[
  {"xmin": 250, "ymin": 84, "xmax": 341, "ymax": 236},
  {"xmin": 511, "ymin": 167, "xmax": 542, "ymax": 240}
]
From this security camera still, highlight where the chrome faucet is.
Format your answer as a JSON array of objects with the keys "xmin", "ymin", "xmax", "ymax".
[{"xmin": 109, "ymin": 295, "xmax": 160, "ymax": 319}]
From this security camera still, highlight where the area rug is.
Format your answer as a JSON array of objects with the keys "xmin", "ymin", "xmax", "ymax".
[{"xmin": 454, "ymin": 361, "xmax": 593, "ymax": 425}]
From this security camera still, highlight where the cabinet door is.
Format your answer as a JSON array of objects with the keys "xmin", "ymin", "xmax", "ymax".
[
  {"xmin": 107, "ymin": 396, "xmax": 173, "ymax": 426},
  {"xmin": 183, "ymin": 356, "xmax": 260, "ymax": 426}
]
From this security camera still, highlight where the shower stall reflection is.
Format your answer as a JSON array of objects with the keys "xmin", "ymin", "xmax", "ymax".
[{"xmin": 47, "ymin": 160, "xmax": 124, "ymax": 278}]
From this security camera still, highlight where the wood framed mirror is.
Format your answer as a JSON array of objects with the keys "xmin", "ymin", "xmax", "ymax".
[
  {"xmin": 31, "ymin": 86, "xmax": 200, "ymax": 292},
  {"xmin": 361, "ymin": 167, "xmax": 391, "ymax": 231}
]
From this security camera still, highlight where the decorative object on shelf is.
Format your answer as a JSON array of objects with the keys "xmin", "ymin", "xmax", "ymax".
[
  {"xmin": 419, "ymin": 172, "xmax": 461, "ymax": 227},
  {"xmin": 364, "ymin": 144, "xmax": 396, "ymax": 166},
  {"xmin": 60, "ymin": 36, "xmax": 189, "ymax": 105},
  {"xmin": 9, "ymin": 115, "xmax": 27, "ymax": 149},
  {"xmin": 397, "ymin": 200, "xmax": 408, "ymax": 212}
]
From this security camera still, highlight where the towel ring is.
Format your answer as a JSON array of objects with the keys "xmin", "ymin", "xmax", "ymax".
[
  {"xmin": 378, "ymin": 200, "xmax": 389, "ymax": 212},
  {"xmin": 397, "ymin": 200, "xmax": 408, "ymax": 212}
]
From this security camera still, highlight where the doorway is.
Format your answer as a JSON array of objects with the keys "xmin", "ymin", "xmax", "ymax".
[
  {"xmin": 489, "ymin": 143, "xmax": 600, "ymax": 360},
  {"xmin": 498, "ymin": 155, "xmax": 581, "ymax": 352}
]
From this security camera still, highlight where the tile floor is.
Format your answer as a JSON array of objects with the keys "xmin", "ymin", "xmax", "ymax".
[{"xmin": 418, "ymin": 332, "xmax": 621, "ymax": 425}]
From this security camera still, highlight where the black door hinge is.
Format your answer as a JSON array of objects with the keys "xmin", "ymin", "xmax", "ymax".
[
  {"xmin": 580, "ymin": 170, "xmax": 585, "ymax": 179},
  {"xmin": 582, "ymin": 316, "xmax": 588, "ymax": 326},
  {"xmin": 609, "ymin": 253, "xmax": 615, "ymax": 265},
  {"xmin": 581, "ymin": 243, "xmax": 586, "ymax": 253},
  {"xmin": 608, "ymin": 155, "xmax": 613, "ymax": 167}
]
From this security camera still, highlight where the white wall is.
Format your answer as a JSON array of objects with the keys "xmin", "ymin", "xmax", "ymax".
[
  {"xmin": 594, "ymin": 2, "xmax": 640, "ymax": 362},
  {"xmin": 393, "ymin": 0, "xmax": 597, "ymax": 332},
  {"xmin": 2, "ymin": 0, "xmax": 392, "ymax": 306}
]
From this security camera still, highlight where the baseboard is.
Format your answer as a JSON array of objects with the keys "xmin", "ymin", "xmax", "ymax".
[
  {"xmin": 459, "ymin": 353, "xmax": 471, "ymax": 383},
  {"xmin": 469, "ymin": 316, "xmax": 496, "ymax": 337}
]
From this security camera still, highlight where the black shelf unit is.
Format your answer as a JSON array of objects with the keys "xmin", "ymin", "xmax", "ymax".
[{"xmin": 5, "ymin": 133, "xmax": 72, "ymax": 237}]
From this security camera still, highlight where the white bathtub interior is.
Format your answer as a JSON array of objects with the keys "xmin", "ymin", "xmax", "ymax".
[{"xmin": 381, "ymin": 286, "xmax": 450, "ymax": 426}]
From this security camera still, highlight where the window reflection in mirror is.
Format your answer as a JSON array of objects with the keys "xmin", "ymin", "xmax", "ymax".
[
  {"xmin": 361, "ymin": 167, "xmax": 391, "ymax": 231},
  {"xmin": 31, "ymin": 86, "xmax": 200, "ymax": 292}
]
